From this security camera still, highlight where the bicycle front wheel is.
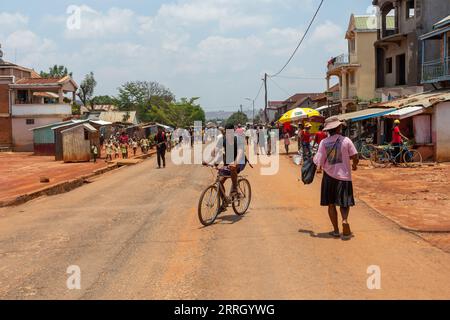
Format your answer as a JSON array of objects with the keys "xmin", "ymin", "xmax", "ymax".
[
  {"xmin": 360, "ymin": 144, "xmax": 373, "ymax": 160},
  {"xmin": 232, "ymin": 178, "xmax": 252, "ymax": 216},
  {"xmin": 370, "ymin": 149, "xmax": 390, "ymax": 168},
  {"xmin": 403, "ymin": 150, "xmax": 423, "ymax": 167},
  {"xmin": 198, "ymin": 185, "xmax": 220, "ymax": 226}
]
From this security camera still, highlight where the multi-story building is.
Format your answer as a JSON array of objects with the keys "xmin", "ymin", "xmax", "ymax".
[
  {"xmin": 0, "ymin": 45, "xmax": 78, "ymax": 152},
  {"xmin": 373, "ymin": 0, "xmax": 450, "ymax": 100},
  {"xmin": 326, "ymin": 14, "xmax": 381, "ymax": 114}
]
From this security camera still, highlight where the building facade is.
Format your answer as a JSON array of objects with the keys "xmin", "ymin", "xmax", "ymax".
[
  {"xmin": 373, "ymin": 0, "xmax": 450, "ymax": 101},
  {"xmin": 327, "ymin": 14, "xmax": 380, "ymax": 114},
  {"xmin": 0, "ymin": 48, "xmax": 78, "ymax": 152}
]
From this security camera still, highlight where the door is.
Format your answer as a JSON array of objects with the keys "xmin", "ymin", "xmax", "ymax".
[{"xmin": 396, "ymin": 54, "xmax": 406, "ymax": 85}]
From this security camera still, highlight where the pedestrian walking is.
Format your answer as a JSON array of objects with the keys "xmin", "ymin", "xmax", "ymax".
[
  {"xmin": 91, "ymin": 144, "xmax": 99, "ymax": 163},
  {"xmin": 392, "ymin": 119, "xmax": 409, "ymax": 164},
  {"xmin": 284, "ymin": 131, "xmax": 290, "ymax": 154},
  {"xmin": 313, "ymin": 116, "xmax": 359, "ymax": 240},
  {"xmin": 155, "ymin": 127, "xmax": 168, "ymax": 169},
  {"xmin": 121, "ymin": 143, "xmax": 128, "ymax": 159},
  {"xmin": 131, "ymin": 139, "xmax": 138, "ymax": 157},
  {"xmin": 300, "ymin": 123, "xmax": 313, "ymax": 161},
  {"xmin": 105, "ymin": 141, "xmax": 113, "ymax": 162}
]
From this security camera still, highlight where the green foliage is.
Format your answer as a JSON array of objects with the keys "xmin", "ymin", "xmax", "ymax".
[
  {"xmin": 40, "ymin": 65, "xmax": 72, "ymax": 78},
  {"xmin": 77, "ymin": 72, "xmax": 97, "ymax": 110},
  {"xmin": 226, "ymin": 111, "xmax": 249, "ymax": 127},
  {"xmin": 116, "ymin": 81, "xmax": 204, "ymax": 127},
  {"xmin": 91, "ymin": 95, "xmax": 118, "ymax": 107}
]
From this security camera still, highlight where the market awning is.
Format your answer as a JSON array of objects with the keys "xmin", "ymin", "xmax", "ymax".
[
  {"xmin": 383, "ymin": 106, "xmax": 425, "ymax": 120},
  {"xmin": 337, "ymin": 108, "xmax": 396, "ymax": 122}
]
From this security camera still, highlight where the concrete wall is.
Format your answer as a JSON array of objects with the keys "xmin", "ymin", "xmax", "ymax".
[
  {"xmin": 434, "ymin": 101, "xmax": 450, "ymax": 162},
  {"xmin": 12, "ymin": 104, "xmax": 72, "ymax": 116},
  {"xmin": 355, "ymin": 32, "xmax": 377, "ymax": 100},
  {"xmin": 12, "ymin": 116, "xmax": 63, "ymax": 152}
]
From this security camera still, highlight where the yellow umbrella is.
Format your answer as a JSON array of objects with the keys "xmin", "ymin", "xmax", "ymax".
[{"xmin": 278, "ymin": 108, "xmax": 320, "ymax": 124}]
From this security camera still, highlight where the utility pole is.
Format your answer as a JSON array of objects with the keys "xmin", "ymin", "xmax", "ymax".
[{"xmin": 264, "ymin": 73, "xmax": 268, "ymax": 123}]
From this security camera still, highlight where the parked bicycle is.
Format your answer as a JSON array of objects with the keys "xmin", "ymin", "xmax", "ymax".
[
  {"xmin": 354, "ymin": 137, "xmax": 375, "ymax": 160},
  {"xmin": 370, "ymin": 143, "xmax": 423, "ymax": 168},
  {"xmin": 198, "ymin": 165, "xmax": 252, "ymax": 226}
]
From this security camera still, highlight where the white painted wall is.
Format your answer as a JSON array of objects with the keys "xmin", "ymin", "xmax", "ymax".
[
  {"xmin": 12, "ymin": 104, "xmax": 71, "ymax": 116},
  {"xmin": 435, "ymin": 101, "xmax": 450, "ymax": 162}
]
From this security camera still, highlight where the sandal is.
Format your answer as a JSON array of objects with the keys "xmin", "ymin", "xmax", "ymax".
[{"xmin": 342, "ymin": 223, "xmax": 353, "ymax": 240}]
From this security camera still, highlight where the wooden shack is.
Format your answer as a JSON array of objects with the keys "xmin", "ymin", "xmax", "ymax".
[{"xmin": 61, "ymin": 124, "xmax": 98, "ymax": 163}]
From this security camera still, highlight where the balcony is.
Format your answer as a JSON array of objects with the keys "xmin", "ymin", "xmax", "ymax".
[
  {"xmin": 422, "ymin": 58, "xmax": 450, "ymax": 84},
  {"xmin": 12, "ymin": 104, "xmax": 72, "ymax": 117},
  {"xmin": 328, "ymin": 54, "xmax": 349, "ymax": 72}
]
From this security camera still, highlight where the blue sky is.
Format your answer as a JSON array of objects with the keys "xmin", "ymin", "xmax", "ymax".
[{"xmin": 0, "ymin": 0, "xmax": 373, "ymax": 111}]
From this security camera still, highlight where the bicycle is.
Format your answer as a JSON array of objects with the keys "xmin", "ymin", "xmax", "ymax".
[
  {"xmin": 370, "ymin": 143, "xmax": 423, "ymax": 168},
  {"xmin": 198, "ymin": 165, "xmax": 252, "ymax": 226},
  {"xmin": 354, "ymin": 137, "xmax": 375, "ymax": 160}
]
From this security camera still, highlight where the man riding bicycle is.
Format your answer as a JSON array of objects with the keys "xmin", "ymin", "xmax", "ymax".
[{"xmin": 204, "ymin": 124, "xmax": 247, "ymax": 197}]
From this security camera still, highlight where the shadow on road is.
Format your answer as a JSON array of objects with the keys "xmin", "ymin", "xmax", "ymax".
[
  {"xmin": 216, "ymin": 213, "xmax": 245, "ymax": 225},
  {"xmin": 298, "ymin": 229, "xmax": 340, "ymax": 240}
]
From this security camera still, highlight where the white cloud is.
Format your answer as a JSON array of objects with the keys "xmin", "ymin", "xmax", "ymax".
[
  {"xmin": 308, "ymin": 20, "xmax": 347, "ymax": 54},
  {"xmin": 0, "ymin": 12, "xmax": 29, "ymax": 34},
  {"xmin": 64, "ymin": 6, "xmax": 137, "ymax": 39}
]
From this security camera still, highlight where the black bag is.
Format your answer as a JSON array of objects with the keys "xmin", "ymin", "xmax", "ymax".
[
  {"xmin": 301, "ymin": 137, "xmax": 341, "ymax": 185},
  {"xmin": 301, "ymin": 158, "xmax": 317, "ymax": 185}
]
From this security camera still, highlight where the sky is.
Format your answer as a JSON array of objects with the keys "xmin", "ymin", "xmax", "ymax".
[{"xmin": 0, "ymin": 0, "xmax": 375, "ymax": 112}]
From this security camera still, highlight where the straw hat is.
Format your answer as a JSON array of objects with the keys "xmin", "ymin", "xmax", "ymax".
[
  {"xmin": 304, "ymin": 122, "xmax": 312, "ymax": 128},
  {"xmin": 323, "ymin": 116, "xmax": 344, "ymax": 131}
]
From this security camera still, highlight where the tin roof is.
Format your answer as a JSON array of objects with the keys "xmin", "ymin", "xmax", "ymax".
[{"xmin": 375, "ymin": 90, "xmax": 450, "ymax": 109}]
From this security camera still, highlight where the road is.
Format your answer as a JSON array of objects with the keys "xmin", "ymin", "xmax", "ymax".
[{"xmin": 1, "ymin": 150, "xmax": 450, "ymax": 299}]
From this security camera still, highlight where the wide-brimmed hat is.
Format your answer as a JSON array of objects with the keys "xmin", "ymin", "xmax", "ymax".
[
  {"xmin": 304, "ymin": 122, "xmax": 312, "ymax": 128},
  {"xmin": 323, "ymin": 116, "xmax": 344, "ymax": 131}
]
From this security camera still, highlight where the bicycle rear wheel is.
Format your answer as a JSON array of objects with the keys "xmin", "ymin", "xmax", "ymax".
[
  {"xmin": 198, "ymin": 185, "xmax": 220, "ymax": 226},
  {"xmin": 370, "ymin": 149, "xmax": 390, "ymax": 168},
  {"xmin": 360, "ymin": 144, "xmax": 373, "ymax": 160},
  {"xmin": 232, "ymin": 178, "xmax": 252, "ymax": 216},
  {"xmin": 403, "ymin": 150, "xmax": 423, "ymax": 167}
]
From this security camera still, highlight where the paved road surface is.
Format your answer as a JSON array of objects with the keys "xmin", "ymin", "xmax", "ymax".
[{"xmin": 1, "ymin": 151, "xmax": 450, "ymax": 299}]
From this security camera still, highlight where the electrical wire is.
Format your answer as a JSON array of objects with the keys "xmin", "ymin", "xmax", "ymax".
[
  {"xmin": 269, "ymin": 0, "xmax": 325, "ymax": 78},
  {"xmin": 269, "ymin": 77, "xmax": 293, "ymax": 98}
]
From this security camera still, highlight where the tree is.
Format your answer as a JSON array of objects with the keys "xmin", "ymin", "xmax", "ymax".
[
  {"xmin": 91, "ymin": 95, "xmax": 118, "ymax": 107},
  {"xmin": 226, "ymin": 111, "xmax": 249, "ymax": 127},
  {"xmin": 77, "ymin": 72, "xmax": 97, "ymax": 110},
  {"xmin": 40, "ymin": 65, "xmax": 72, "ymax": 78},
  {"xmin": 116, "ymin": 81, "xmax": 176, "ymax": 121}
]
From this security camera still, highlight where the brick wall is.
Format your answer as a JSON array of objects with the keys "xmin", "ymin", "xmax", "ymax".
[{"xmin": 0, "ymin": 84, "xmax": 12, "ymax": 146}]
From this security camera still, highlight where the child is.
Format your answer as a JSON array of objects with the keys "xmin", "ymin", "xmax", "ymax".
[
  {"xmin": 105, "ymin": 141, "xmax": 113, "ymax": 162},
  {"xmin": 91, "ymin": 144, "xmax": 98, "ymax": 163},
  {"xmin": 114, "ymin": 143, "xmax": 120, "ymax": 159},
  {"xmin": 284, "ymin": 131, "xmax": 290, "ymax": 155},
  {"xmin": 121, "ymin": 143, "xmax": 128, "ymax": 159},
  {"xmin": 132, "ymin": 139, "xmax": 138, "ymax": 157}
]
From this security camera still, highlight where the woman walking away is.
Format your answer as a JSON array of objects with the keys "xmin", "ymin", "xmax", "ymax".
[{"xmin": 314, "ymin": 116, "xmax": 359, "ymax": 240}]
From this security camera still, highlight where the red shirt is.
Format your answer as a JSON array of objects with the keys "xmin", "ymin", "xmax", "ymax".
[
  {"xmin": 301, "ymin": 130, "xmax": 311, "ymax": 143},
  {"xmin": 315, "ymin": 131, "xmax": 327, "ymax": 145},
  {"xmin": 392, "ymin": 126, "xmax": 402, "ymax": 144}
]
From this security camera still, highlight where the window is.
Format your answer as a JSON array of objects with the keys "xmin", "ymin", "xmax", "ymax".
[
  {"xmin": 84, "ymin": 129, "xmax": 89, "ymax": 140},
  {"xmin": 349, "ymin": 39, "xmax": 356, "ymax": 53},
  {"xmin": 350, "ymin": 72, "xmax": 355, "ymax": 84},
  {"xmin": 396, "ymin": 54, "xmax": 406, "ymax": 85},
  {"xmin": 386, "ymin": 57, "xmax": 393, "ymax": 74},
  {"xmin": 26, "ymin": 119, "xmax": 35, "ymax": 125},
  {"xmin": 406, "ymin": 0, "xmax": 415, "ymax": 19}
]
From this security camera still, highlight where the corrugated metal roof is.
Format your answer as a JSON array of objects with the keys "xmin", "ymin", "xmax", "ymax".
[
  {"xmin": 337, "ymin": 108, "xmax": 396, "ymax": 122},
  {"xmin": 61, "ymin": 123, "xmax": 97, "ymax": 134},
  {"xmin": 354, "ymin": 15, "xmax": 377, "ymax": 30},
  {"xmin": 99, "ymin": 111, "xmax": 137, "ymax": 124},
  {"xmin": 384, "ymin": 106, "xmax": 425, "ymax": 119},
  {"xmin": 376, "ymin": 90, "xmax": 450, "ymax": 109}
]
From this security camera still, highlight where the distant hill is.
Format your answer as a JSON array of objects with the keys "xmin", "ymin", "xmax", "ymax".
[{"xmin": 205, "ymin": 109, "xmax": 255, "ymax": 121}]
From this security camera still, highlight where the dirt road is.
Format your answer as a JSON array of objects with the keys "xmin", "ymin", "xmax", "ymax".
[{"xmin": 1, "ymin": 152, "xmax": 450, "ymax": 299}]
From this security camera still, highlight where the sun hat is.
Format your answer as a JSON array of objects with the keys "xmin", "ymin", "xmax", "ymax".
[
  {"xmin": 304, "ymin": 122, "xmax": 312, "ymax": 128},
  {"xmin": 323, "ymin": 116, "xmax": 344, "ymax": 132},
  {"xmin": 394, "ymin": 119, "xmax": 401, "ymax": 124}
]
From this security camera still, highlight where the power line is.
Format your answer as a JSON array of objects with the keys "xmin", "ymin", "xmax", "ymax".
[
  {"xmin": 275, "ymin": 75, "xmax": 324, "ymax": 80},
  {"xmin": 269, "ymin": 0, "xmax": 325, "ymax": 78},
  {"xmin": 254, "ymin": 80, "xmax": 264, "ymax": 102},
  {"xmin": 269, "ymin": 77, "xmax": 293, "ymax": 98}
]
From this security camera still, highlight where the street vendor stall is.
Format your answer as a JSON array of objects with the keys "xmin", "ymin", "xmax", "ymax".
[{"xmin": 277, "ymin": 108, "xmax": 324, "ymax": 134}]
